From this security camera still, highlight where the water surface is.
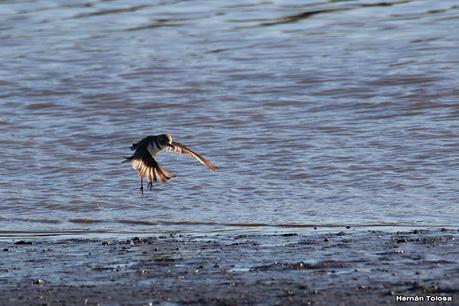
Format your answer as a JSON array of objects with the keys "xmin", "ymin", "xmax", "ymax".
[{"xmin": 0, "ymin": 0, "xmax": 458, "ymax": 236}]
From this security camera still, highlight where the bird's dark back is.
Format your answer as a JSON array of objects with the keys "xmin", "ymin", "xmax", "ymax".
[
  {"xmin": 130, "ymin": 136, "xmax": 154, "ymax": 151},
  {"xmin": 124, "ymin": 136, "xmax": 154, "ymax": 163}
]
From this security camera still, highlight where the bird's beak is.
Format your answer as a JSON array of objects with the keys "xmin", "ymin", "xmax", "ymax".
[{"xmin": 167, "ymin": 143, "xmax": 174, "ymax": 148}]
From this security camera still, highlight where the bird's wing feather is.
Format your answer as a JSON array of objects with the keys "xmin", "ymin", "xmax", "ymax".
[
  {"xmin": 164, "ymin": 141, "xmax": 218, "ymax": 170},
  {"xmin": 131, "ymin": 147, "xmax": 174, "ymax": 182}
]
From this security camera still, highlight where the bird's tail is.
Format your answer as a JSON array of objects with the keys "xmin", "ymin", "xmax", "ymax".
[{"xmin": 121, "ymin": 156, "xmax": 133, "ymax": 164}]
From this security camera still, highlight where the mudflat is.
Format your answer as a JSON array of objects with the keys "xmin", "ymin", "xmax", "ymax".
[{"xmin": 1, "ymin": 229, "xmax": 458, "ymax": 305}]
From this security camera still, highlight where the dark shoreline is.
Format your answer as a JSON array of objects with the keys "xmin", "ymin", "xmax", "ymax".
[{"xmin": 1, "ymin": 229, "xmax": 458, "ymax": 305}]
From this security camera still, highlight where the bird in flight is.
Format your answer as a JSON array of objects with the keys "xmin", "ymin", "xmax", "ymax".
[{"xmin": 123, "ymin": 134, "xmax": 218, "ymax": 194}]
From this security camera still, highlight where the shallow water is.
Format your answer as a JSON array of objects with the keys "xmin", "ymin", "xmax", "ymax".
[{"xmin": 0, "ymin": 0, "xmax": 458, "ymax": 237}]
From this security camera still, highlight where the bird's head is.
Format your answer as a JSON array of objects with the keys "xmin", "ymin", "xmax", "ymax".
[{"xmin": 160, "ymin": 134, "xmax": 173, "ymax": 147}]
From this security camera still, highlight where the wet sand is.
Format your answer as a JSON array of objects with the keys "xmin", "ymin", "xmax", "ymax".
[{"xmin": 1, "ymin": 229, "xmax": 458, "ymax": 305}]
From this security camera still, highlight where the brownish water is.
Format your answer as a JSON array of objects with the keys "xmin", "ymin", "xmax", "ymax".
[{"xmin": 0, "ymin": 0, "xmax": 458, "ymax": 236}]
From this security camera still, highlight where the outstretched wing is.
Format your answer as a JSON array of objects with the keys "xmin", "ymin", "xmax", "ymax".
[{"xmin": 164, "ymin": 141, "xmax": 218, "ymax": 170}]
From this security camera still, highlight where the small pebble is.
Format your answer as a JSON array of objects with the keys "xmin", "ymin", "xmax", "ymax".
[
  {"xmin": 15, "ymin": 240, "xmax": 32, "ymax": 245},
  {"xmin": 281, "ymin": 233, "xmax": 298, "ymax": 237},
  {"xmin": 33, "ymin": 279, "xmax": 45, "ymax": 285}
]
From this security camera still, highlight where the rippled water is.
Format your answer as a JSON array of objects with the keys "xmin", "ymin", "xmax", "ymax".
[{"xmin": 0, "ymin": 0, "xmax": 458, "ymax": 236}]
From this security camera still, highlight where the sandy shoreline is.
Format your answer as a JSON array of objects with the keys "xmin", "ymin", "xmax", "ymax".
[{"xmin": 1, "ymin": 229, "xmax": 458, "ymax": 305}]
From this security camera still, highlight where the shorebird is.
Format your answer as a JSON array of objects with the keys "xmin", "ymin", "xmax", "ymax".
[{"xmin": 123, "ymin": 134, "xmax": 218, "ymax": 194}]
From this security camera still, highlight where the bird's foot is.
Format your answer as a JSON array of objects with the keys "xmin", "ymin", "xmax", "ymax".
[
  {"xmin": 148, "ymin": 181, "xmax": 153, "ymax": 190},
  {"xmin": 140, "ymin": 186, "xmax": 144, "ymax": 195}
]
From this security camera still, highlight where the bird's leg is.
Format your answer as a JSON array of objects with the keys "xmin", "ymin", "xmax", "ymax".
[
  {"xmin": 140, "ymin": 177, "xmax": 144, "ymax": 195},
  {"xmin": 148, "ymin": 181, "xmax": 153, "ymax": 190}
]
